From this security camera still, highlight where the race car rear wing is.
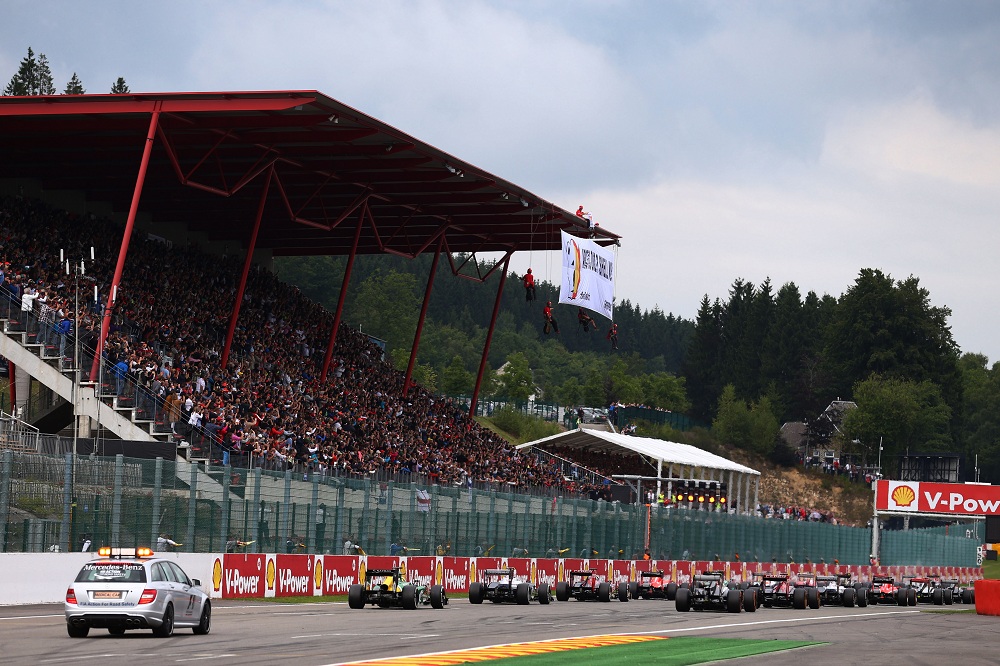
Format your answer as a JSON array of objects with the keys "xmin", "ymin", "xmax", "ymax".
[
  {"xmin": 872, "ymin": 575, "xmax": 896, "ymax": 584},
  {"xmin": 364, "ymin": 568, "xmax": 401, "ymax": 578},
  {"xmin": 640, "ymin": 570, "xmax": 666, "ymax": 578},
  {"xmin": 568, "ymin": 569, "xmax": 596, "ymax": 576},
  {"xmin": 480, "ymin": 568, "xmax": 515, "ymax": 577}
]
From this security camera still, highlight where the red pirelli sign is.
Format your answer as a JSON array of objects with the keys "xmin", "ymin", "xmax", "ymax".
[{"xmin": 875, "ymin": 480, "xmax": 1000, "ymax": 515}]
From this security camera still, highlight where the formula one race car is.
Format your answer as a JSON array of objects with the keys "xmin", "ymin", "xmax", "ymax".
[
  {"xmin": 751, "ymin": 573, "xmax": 820, "ymax": 609},
  {"xmin": 675, "ymin": 572, "xmax": 757, "ymax": 613},
  {"xmin": 628, "ymin": 570, "xmax": 676, "ymax": 600},
  {"xmin": 904, "ymin": 577, "xmax": 954, "ymax": 605},
  {"xmin": 815, "ymin": 574, "xmax": 867, "ymax": 607},
  {"xmin": 555, "ymin": 570, "xmax": 629, "ymax": 602},
  {"xmin": 348, "ymin": 567, "xmax": 447, "ymax": 610},
  {"xmin": 869, "ymin": 575, "xmax": 916, "ymax": 606},
  {"xmin": 941, "ymin": 579, "xmax": 975, "ymax": 604},
  {"xmin": 469, "ymin": 568, "xmax": 551, "ymax": 605}
]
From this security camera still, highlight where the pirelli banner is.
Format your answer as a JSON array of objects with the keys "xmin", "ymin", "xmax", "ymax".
[{"xmin": 875, "ymin": 480, "xmax": 1000, "ymax": 516}]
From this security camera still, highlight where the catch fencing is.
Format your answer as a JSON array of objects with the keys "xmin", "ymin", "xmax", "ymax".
[{"xmin": 0, "ymin": 450, "xmax": 980, "ymax": 567}]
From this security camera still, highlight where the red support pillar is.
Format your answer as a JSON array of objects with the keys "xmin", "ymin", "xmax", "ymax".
[
  {"xmin": 221, "ymin": 168, "xmax": 272, "ymax": 370},
  {"xmin": 89, "ymin": 106, "xmax": 161, "ymax": 382},
  {"xmin": 469, "ymin": 252, "xmax": 511, "ymax": 420},
  {"xmin": 403, "ymin": 237, "xmax": 444, "ymax": 397},
  {"xmin": 320, "ymin": 208, "xmax": 365, "ymax": 382}
]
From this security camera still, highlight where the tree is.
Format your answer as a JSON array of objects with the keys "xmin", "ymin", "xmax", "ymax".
[
  {"xmin": 957, "ymin": 353, "xmax": 1000, "ymax": 483},
  {"xmin": 440, "ymin": 355, "xmax": 474, "ymax": 395},
  {"xmin": 350, "ymin": 270, "xmax": 419, "ymax": 353},
  {"xmin": 36, "ymin": 54, "xmax": 56, "ymax": 95},
  {"xmin": 496, "ymin": 352, "xmax": 533, "ymax": 403},
  {"xmin": 641, "ymin": 372, "xmax": 690, "ymax": 412},
  {"xmin": 683, "ymin": 296, "xmax": 723, "ymax": 423},
  {"xmin": 111, "ymin": 77, "xmax": 130, "ymax": 94},
  {"xmin": 64, "ymin": 72, "xmax": 85, "ymax": 95},
  {"xmin": 712, "ymin": 384, "xmax": 778, "ymax": 455},
  {"xmin": 4, "ymin": 47, "xmax": 37, "ymax": 96}
]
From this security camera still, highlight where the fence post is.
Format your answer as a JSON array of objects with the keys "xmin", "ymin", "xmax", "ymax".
[
  {"xmin": 335, "ymin": 481, "xmax": 345, "ymax": 554},
  {"xmin": 488, "ymin": 490, "xmax": 496, "ymax": 554},
  {"xmin": 309, "ymin": 474, "xmax": 319, "ymax": 553},
  {"xmin": 150, "ymin": 457, "xmax": 162, "ymax": 548},
  {"xmin": 282, "ymin": 468, "xmax": 292, "ymax": 548},
  {"xmin": 221, "ymin": 467, "xmax": 231, "ymax": 550},
  {"xmin": 250, "ymin": 466, "xmax": 261, "ymax": 548},
  {"xmin": 522, "ymin": 495, "xmax": 530, "ymax": 553},
  {"xmin": 385, "ymin": 481, "xmax": 394, "ymax": 556},
  {"xmin": 186, "ymin": 462, "xmax": 198, "ymax": 550},
  {"xmin": 111, "ymin": 454, "xmax": 123, "ymax": 546},
  {"xmin": 0, "ymin": 449, "xmax": 11, "ymax": 552},
  {"xmin": 61, "ymin": 452, "xmax": 72, "ymax": 552}
]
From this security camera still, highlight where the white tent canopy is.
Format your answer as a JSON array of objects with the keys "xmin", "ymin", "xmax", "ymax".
[{"xmin": 517, "ymin": 428, "xmax": 760, "ymax": 512}]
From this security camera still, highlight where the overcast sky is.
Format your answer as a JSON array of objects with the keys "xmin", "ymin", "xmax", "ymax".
[{"xmin": 4, "ymin": 1, "xmax": 1000, "ymax": 362}]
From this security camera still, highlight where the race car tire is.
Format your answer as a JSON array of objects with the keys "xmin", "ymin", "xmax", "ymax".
[
  {"xmin": 67, "ymin": 623, "xmax": 89, "ymax": 638},
  {"xmin": 908, "ymin": 588, "xmax": 917, "ymax": 606},
  {"xmin": 430, "ymin": 585, "xmax": 445, "ymax": 609},
  {"xmin": 743, "ymin": 589, "xmax": 757, "ymax": 612},
  {"xmin": 153, "ymin": 604, "xmax": 174, "ymax": 638},
  {"xmin": 108, "ymin": 626, "xmax": 126, "ymax": 636},
  {"xmin": 739, "ymin": 581, "xmax": 749, "ymax": 590},
  {"xmin": 629, "ymin": 581, "xmax": 639, "ymax": 599},
  {"xmin": 556, "ymin": 581, "xmax": 570, "ymax": 602},
  {"xmin": 675, "ymin": 588, "xmax": 691, "ymax": 612},
  {"xmin": 538, "ymin": 583, "xmax": 551, "ymax": 604},
  {"xmin": 348, "ymin": 584, "xmax": 366, "ymax": 609},
  {"xmin": 469, "ymin": 582, "xmax": 484, "ymax": 604},
  {"xmin": 897, "ymin": 589, "xmax": 909, "ymax": 606},
  {"xmin": 963, "ymin": 588, "xmax": 975, "ymax": 604},
  {"xmin": 792, "ymin": 587, "xmax": 807, "ymax": 610},
  {"xmin": 808, "ymin": 587, "xmax": 820, "ymax": 610},
  {"xmin": 749, "ymin": 586, "xmax": 762, "ymax": 609},
  {"xmin": 401, "ymin": 585, "xmax": 418, "ymax": 610},
  {"xmin": 932, "ymin": 588, "xmax": 943, "ymax": 605},
  {"xmin": 516, "ymin": 583, "xmax": 531, "ymax": 605},
  {"xmin": 598, "ymin": 581, "xmax": 611, "ymax": 602},
  {"xmin": 727, "ymin": 589, "xmax": 741, "ymax": 613},
  {"xmin": 857, "ymin": 587, "xmax": 868, "ymax": 607},
  {"xmin": 666, "ymin": 582, "xmax": 678, "ymax": 600},
  {"xmin": 943, "ymin": 589, "xmax": 953, "ymax": 605},
  {"xmin": 617, "ymin": 582, "xmax": 630, "ymax": 602},
  {"xmin": 842, "ymin": 587, "xmax": 856, "ymax": 608},
  {"xmin": 194, "ymin": 601, "xmax": 212, "ymax": 635}
]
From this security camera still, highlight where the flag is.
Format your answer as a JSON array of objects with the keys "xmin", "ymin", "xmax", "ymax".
[{"xmin": 558, "ymin": 230, "xmax": 615, "ymax": 320}]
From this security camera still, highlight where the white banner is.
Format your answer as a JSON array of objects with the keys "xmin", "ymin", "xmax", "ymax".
[{"xmin": 558, "ymin": 230, "xmax": 615, "ymax": 320}]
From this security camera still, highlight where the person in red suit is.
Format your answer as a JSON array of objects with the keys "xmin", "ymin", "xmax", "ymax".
[
  {"xmin": 543, "ymin": 301, "xmax": 559, "ymax": 334},
  {"xmin": 522, "ymin": 268, "xmax": 536, "ymax": 302}
]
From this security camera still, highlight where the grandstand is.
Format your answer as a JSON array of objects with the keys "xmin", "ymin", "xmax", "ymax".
[{"xmin": 0, "ymin": 90, "xmax": 622, "ymax": 499}]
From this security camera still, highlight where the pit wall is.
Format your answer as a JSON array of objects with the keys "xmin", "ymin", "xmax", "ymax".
[{"xmin": 0, "ymin": 553, "xmax": 980, "ymax": 606}]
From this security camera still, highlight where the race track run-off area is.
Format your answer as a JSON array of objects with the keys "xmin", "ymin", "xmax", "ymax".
[{"xmin": 1, "ymin": 597, "xmax": 995, "ymax": 666}]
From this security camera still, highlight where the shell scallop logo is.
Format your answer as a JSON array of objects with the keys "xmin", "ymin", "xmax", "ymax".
[
  {"xmin": 892, "ymin": 485, "xmax": 917, "ymax": 507},
  {"xmin": 266, "ymin": 558, "xmax": 275, "ymax": 591},
  {"xmin": 557, "ymin": 559, "xmax": 564, "ymax": 581},
  {"xmin": 470, "ymin": 559, "xmax": 477, "ymax": 584},
  {"xmin": 530, "ymin": 560, "xmax": 537, "ymax": 585},
  {"xmin": 399, "ymin": 559, "xmax": 407, "ymax": 581},
  {"xmin": 314, "ymin": 559, "xmax": 323, "ymax": 591},
  {"xmin": 436, "ymin": 560, "xmax": 444, "ymax": 586},
  {"xmin": 212, "ymin": 558, "xmax": 223, "ymax": 592}
]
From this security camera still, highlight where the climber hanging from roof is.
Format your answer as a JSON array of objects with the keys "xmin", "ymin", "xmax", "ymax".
[
  {"xmin": 543, "ymin": 301, "xmax": 559, "ymax": 335},
  {"xmin": 577, "ymin": 307, "xmax": 597, "ymax": 332},
  {"xmin": 607, "ymin": 322, "xmax": 619, "ymax": 350},
  {"xmin": 522, "ymin": 268, "xmax": 536, "ymax": 302},
  {"xmin": 576, "ymin": 205, "xmax": 597, "ymax": 236}
]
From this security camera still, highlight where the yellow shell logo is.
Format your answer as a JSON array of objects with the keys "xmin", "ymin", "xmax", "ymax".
[
  {"xmin": 557, "ymin": 559, "xmax": 564, "ymax": 581},
  {"xmin": 892, "ymin": 485, "xmax": 916, "ymax": 507},
  {"xmin": 212, "ymin": 558, "xmax": 223, "ymax": 592},
  {"xmin": 266, "ymin": 558, "xmax": 275, "ymax": 590},
  {"xmin": 470, "ymin": 559, "xmax": 477, "ymax": 584},
  {"xmin": 399, "ymin": 558, "xmax": 407, "ymax": 581},
  {"xmin": 629, "ymin": 561, "xmax": 636, "ymax": 582},
  {"xmin": 607, "ymin": 560, "xmax": 613, "ymax": 580},
  {"xmin": 359, "ymin": 560, "xmax": 367, "ymax": 584},
  {"xmin": 530, "ymin": 560, "xmax": 537, "ymax": 585},
  {"xmin": 314, "ymin": 558, "xmax": 323, "ymax": 591}
]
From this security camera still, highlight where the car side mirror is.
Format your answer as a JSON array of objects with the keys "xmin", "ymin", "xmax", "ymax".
[{"xmin": 191, "ymin": 579, "xmax": 201, "ymax": 587}]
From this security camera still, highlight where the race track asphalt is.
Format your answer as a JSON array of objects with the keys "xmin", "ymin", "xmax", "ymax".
[{"xmin": 0, "ymin": 598, "xmax": 994, "ymax": 665}]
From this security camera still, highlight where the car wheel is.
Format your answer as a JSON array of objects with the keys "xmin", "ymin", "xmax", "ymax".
[
  {"xmin": 617, "ymin": 582, "xmax": 629, "ymax": 602},
  {"xmin": 401, "ymin": 585, "xmax": 418, "ymax": 610},
  {"xmin": 750, "ymin": 586, "xmax": 762, "ymax": 609},
  {"xmin": 808, "ymin": 587, "xmax": 820, "ymax": 609},
  {"xmin": 67, "ymin": 623, "xmax": 89, "ymax": 638},
  {"xmin": 153, "ymin": 603, "xmax": 174, "ymax": 638},
  {"xmin": 108, "ymin": 626, "xmax": 126, "ymax": 636},
  {"xmin": 943, "ymin": 589, "xmax": 953, "ymax": 605},
  {"xmin": 965, "ymin": 589, "xmax": 975, "ymax": 604},
  {"xmin": 348, "ymin": 584, "xmax": 365, "ymax": 609},
  {"xmin": 194, "ymin": 601, "xmax": 212, "ymax": 635},
  {"xmin": 629, "ymin": 581, "xmax": 639, "ymax": 599},
  {"xmin": 792, "ymin": 587, "xmax": 806, "ymax": 610},
  {"xmin": 842, "ymin": 587, "xmax": 856, "ymax": 608},
  {"xmin": 675, "ymin": 588, "xmax": 691, "ymax": 612},
  {"xmin": 727, "ymin": 589, "xmax": 741, "ymax": 613},
  {"xmin": 932, "ymin": 588, "xmax": 943, "ymax": 605},
  {"xmin": 666, "ymin": 582, "xmax": 678, "ymax": 601},
  {"xmin": 538, "ymin": 583, "xmax": 551, "ymax": 604},
  {"xmin": 896, "ymin": 589, "xmax": 909, "ymax": 606},
  {"xmin": 597, "ymin": 581, "xmax": 611, "ymax": 602},
  {"xmin": 430, "ymin": 585, "xmax": 445, "ymax": 609},
  {"xmin": 555, "ymin": 581, "xmax": 569, "ymax": 602},
  {"xmin": 742, "ymin": 589, "xmax": 757, "ymax": 613},
  {"xmin": 857, "ymin": 587, "xmax": 868, "ymax": 607},
  {"xmin": 908, "ymin": 588, "xmax": 917, "ymax": 606},
  {"xmin": 469, "ymin": 582, "xmax": 484, "ymax": 604},
  {"xmin": 516, "ymin": 583, "xmax": 531, "ymax": 605}
]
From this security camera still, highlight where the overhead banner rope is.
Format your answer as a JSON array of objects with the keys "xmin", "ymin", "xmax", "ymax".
[{"xmin": 558, "ymin": 230, "xmax": 615, "ymax": 320}]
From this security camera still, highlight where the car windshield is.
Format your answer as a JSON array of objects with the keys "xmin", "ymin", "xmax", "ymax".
[{"xmin": 75, "ymin": 561, "xmax": 146, "ymax": 583}]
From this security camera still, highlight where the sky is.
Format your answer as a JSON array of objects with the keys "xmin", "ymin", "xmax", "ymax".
[{"xmin": 3, "ymin": 1, "xmax": 1000, "ymax": 362}]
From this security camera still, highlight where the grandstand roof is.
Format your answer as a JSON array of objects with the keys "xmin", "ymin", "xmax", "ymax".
[
  {"xmin": 0, "ymin": 91, "xmax": 620, "ymax": 258},
  {"xmin": 516, "ymin": 428, "xmax": 760, "ymax": 476}
]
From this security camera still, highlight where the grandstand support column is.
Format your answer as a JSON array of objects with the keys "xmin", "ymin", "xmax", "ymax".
[
  {"xmin": 752, "ymin": 476, "xmax": 759, "ymax": 516},
  {"xmin": 403, "ymin": 237, "xmax": 444, "ymax": 397},
  {"xmin": 221, "ymin": 167, "xmax": 272, "ymax": 370},
  {"xmin": 321, "ymin": 209, "xmax": 365, "ymax": 381},
  {"xmin": 469, "ymin": 251, "xmax": 512, "ymax": 419},
  {"xmin": 727, "ymin": 470, "xmax": 734, "ymax": 513},
  {"xmin": 90, "ymin": 106, "xmax": 161, "ymax": 382}
]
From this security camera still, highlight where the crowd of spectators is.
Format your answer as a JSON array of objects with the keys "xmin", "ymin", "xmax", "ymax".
[
  {"xmin": 0, "ymin": 195, "xmax": 615, "ymax": 496},
  {"xmin": 755, "ymin": 503, "xmax": 838, "ymax": 524}
]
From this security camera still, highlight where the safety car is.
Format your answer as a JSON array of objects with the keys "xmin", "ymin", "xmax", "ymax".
[
  {"xmin": 64, "ymin": 546, "xmax": 211, "ymax": 638},
  {"xmin": 347, "ymin": 566, "xmax": 447, "ymax": 610},
  {"xmin": 468, "ymin": 567, "xmax": 551, "ymax": 605}
]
